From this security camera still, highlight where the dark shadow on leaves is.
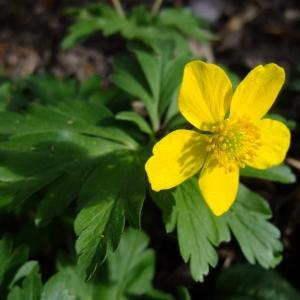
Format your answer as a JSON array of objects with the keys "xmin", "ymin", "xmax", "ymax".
[{"xmin": 0, "ymin": 141, "xmax": 103, "ymax": 210}]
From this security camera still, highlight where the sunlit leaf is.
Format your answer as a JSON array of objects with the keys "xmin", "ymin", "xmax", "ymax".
[
  {"xmin": 225, "ymin": 185, "xmax": 283, "ymax": 268},
  {"xmin": 154, "ymin": 178, "xmax": 230, "ymax": 281},
  {"xmin": 153, "ymin": 179, "xmax": 283, "ymax": 281}
]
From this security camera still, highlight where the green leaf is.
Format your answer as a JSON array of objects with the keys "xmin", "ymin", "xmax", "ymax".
[
  {"xmin": 7, "ymin": 288, "xmax": 24, "ymax": 300},
  {"xmin": 0, "ymin": 236, "xmax": 28, "ymax": 286},
  {"xmin": 163, "ymin": 178, "xmax": 230, "ymax": 281},
  {"xmin": 62, "ymin": 4, "xmax": 122, "ymax": 49},
  {"xmin": 241, "ymin": 164, "xmax": 296, "ymax": 184},
  {"xmin": 9, "ymin": 261, "xmax": 39, "ymax": 288},
  {"xmin": 225, "ymin": 185, "xmax": 283, "ymax": 268},
  {"xmin": 42, "ymin": 266, "xmax": 93, "ymax": 300},
  {"xmin": 35, "ymin": 162, "xmax": 94, "ymax": 226},
  {"xmin": 160, "ymin": 54, "xmax": 192, "ymax": 123},
  {"xmin": 157, "ymin": 8, "xmax": 217, "ymax": 43},
  {"xmin": 74, "ymin": 151, "xmax": 147, "ymax": 279},
  {"xmin": 6, "ymin": 74, "xmax": 107, "ymax": 108},
  {"xmin": 151, "ymin": 190, "xmax": 176, "ymax": 234},
  {"xmin": 116, "ymin": 111, "xmax": 153, "ymax": 136},
  {"xmin": 111, "ymin": 53, "xmax": 158, "ymax": 130},
  {"xmin": 111, "ymin": 47, "xmax": 191, "ymax": 131},
  {"xmin": 78, "ymin": 75, "xmax": 102, "ymax": 100},
  {"xmin": 26, "ymin": 75, "xmax": 77, "ymax": 104},
  {"xmin": 136, "ymin": 289, "xmax": 174, "ymax": 300},
  {"xmin": 0, "ymin": 100, "xmax": 136, "ymax": 148},
  {"xmin": 7, "ymin": 262, "xmax": 42, "ymax": 300},
  {"xmin": 0, "ymin": 82, "xmax": 12, "ymax": 111},
  {"xmin": 134, "ymin": 50, "xmax": 162, "ymax": 103},
  {"xmin": 214, "ymin": 263, "xmax": 300, "ymax": 300},
  {"xmin": 62, "ymin": 2, "xmax": 215, "ymax": 54},
  {"xmin": 100, "ymin": 228, "xmax": 155, "ymax": 299},
  {"xmin": 62, "ymin": 3, "xmax": 200, "ymax": 52},
  {"xmin": 62, "ymin": 19, "xmax": 105, "ymax": 50},
  {"xmin": 154, "ymin": 179, "xmax": 283, "ymax": 281},
  {"xmin": 163, "ymin": 113, "xmax": 187, "ymax": 132},
  {"xmin": 175, "ymin": 286, "xmax": 192, "ymax": 300},
  {"xmin": 0, "ymin": 99, "xmax": 137, "ymax": 223},
  {"xmin": 42, "ymin": 229, "xmax": 166, "ymax": 300}
]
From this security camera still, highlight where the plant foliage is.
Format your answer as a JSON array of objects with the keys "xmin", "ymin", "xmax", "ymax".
[
  {"xmin": 62, "ymin": 4, "xmax": 216, "ymax": 51},
  {"xmin": 0, "ymin": 1, "xmax": 298, "ymax": 299},
  {"xmin": 154, "ymin": 179, "xmax": 283, "ymax": 281}
]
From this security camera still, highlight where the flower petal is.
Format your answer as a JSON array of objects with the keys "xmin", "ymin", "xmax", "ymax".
[
  {"xmin": 199, "ymin": 160, "xmax": 239, "ymax": 216},
  {"xmin": 230, "ymin": 64, "xmax": 285, "ymax": 120},
  {"xmin": 179, "ymin": 61, "xmax": 233, "ymax": 130},
  {"xmin": 145, "ymin": 130, "xmax": 207, "ymax": 191},
  {"xmin": 247, "ymin": 119, "xmax": 290, "ymax": 169}
]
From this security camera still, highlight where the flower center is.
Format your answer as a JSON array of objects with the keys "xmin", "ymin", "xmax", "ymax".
[{"xmin": 205, "ymin": 116, "xmax": 261, "ymax": 171}]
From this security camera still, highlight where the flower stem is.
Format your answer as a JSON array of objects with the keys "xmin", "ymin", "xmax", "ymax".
[
  {"xmin": 111, "ymin": 0, "xmax": 126, "ymax": 19},
  {"xmin": 150, "ymin": 0, "xmax": 164, "ymax": 18}
]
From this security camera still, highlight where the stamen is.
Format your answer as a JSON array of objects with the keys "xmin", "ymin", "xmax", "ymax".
[{"xmin": 205, "ymin": 116, "xmax": 261, "ymax": 172}]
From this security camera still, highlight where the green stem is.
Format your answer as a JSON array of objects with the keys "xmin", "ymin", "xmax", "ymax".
[
  {"xmin": 111, "ymin": 0, "xmax": 126, "ymax": 19},
  {"xmin": 148, "ymin": 107, "xmax": 160, "ymax": 133},
  {"xmin": 150, "ymin": 0, "xmax": 164, "ymax": 18}
]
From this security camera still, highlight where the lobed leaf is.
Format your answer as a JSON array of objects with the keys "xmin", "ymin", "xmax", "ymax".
[
  {"xmin": 225, "ymin": 185, "xmax": 283, "ymax": 268},
  {"xmin": 74, "ymin": 151, "xmax": 147, "ymax": 279},
  {"xmin": 102, "ymin": 228, "xmax": 155, "ymax": 299},
  {"xmin": 0, "ymin": 100, "xmax": 137, "ymax": 222},
  {"xmin": 41, "ymin": 228, "xmax": 166, "ymax": 300},
  {"xmin": 42, "ymin": 266, "xmax": 93, "ymax": 300},
  {"xmin": 154, "ymin": 178, "xmax": 283, "ymax": 281},
  {"xmin": 162, "ymin": 179, "xmax": 230, "ymax": 281}
]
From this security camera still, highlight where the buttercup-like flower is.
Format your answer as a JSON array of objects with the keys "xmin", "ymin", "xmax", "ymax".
[{"xmin": 145, "ymin": 61, "xmax": 291, "ymax": 216}]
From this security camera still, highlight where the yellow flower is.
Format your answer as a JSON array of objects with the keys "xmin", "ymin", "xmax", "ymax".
[{"xmin": 145, "ymin": 61, "xmax": 291, "ymax": 216}]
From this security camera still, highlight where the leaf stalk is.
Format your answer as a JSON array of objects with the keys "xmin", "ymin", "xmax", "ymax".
[
  {"xmin": 150, "ymin": 0, "xmax": 164, "ymax": 18},
  {"xmin": 111, "ymin": 0, "xmax": 126, "ymax": 19}
]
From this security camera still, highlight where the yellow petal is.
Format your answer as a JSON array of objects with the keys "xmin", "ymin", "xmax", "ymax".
[
  {"xmin": 178, "ymin": 61, "xmax": 233, "ymax": 130},
  {"xmin": 199, "ymin": 160, "xmax": 239, "ymax": 216},
  {"xmin": 230, "ymin": 64, "xmax": 285, "ymax": 120},
  {"xmin": 247, "ymin": 119, "xmax": 290, "ymax": 169},
  {"xmin": 145, "ymin": 130, "xmax": 206, "ymax": 191}
]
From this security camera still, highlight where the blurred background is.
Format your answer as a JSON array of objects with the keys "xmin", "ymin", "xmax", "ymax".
[
  {"xmin": 1, "ymin": 0, "xmax": 300, "ymax": 77},
  {"xmin": 0, "ymin": 0, "xmax": 300, "ymax": 75}
]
